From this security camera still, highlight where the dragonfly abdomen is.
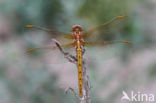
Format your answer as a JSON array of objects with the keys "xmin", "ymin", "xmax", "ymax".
[{"xmin": 76, "ymin": 40, "xmax": 83, "ymax": 97}]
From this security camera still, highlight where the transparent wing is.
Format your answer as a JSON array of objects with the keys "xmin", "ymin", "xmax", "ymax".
[
  {"xmin": 26, "ymin": 43, "xmax": 75, "ymax": 64},
  {"xmin": 84, "ymin": 40, "xmax": 131, "ymax": 47},
  {"xmin": 83, "ymin": 15, "xmax": 126, "ymax": 39},
  {"xmin": 25, "ymin": 25, "xmax": 73, "ymax": 39},
  {"xmin": 26, "ymin": 43, "xmax": 74, "ymax": 53},
  {"xmin": 83, "ymin": 40, "xmax": 131, "ymax": 65}
]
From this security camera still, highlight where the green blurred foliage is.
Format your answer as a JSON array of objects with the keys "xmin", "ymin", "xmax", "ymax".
[
  {"xmin": 78, "ymin": 0, "xmax": 138, "ymax": 40},
  {"xmin": 78, "ymin": 0, "xmax": 133, "ymax": 22},
  {"xmin": 0, "ymin": 0, "xmax": 64, "ymax": 34}
]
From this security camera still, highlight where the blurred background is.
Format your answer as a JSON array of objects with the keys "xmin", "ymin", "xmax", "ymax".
[{"xmin": 0, "ymin": 0, "xmax": 156, "ymax": 103}]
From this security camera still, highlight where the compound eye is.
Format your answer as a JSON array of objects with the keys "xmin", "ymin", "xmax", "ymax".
[{"xmin": 72, "ymin": 24, "xmax": 83, "ymax": 31}]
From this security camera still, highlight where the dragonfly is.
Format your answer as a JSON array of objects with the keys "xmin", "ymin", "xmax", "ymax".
[{"xmin": 26, "ymin": 15, "xmax": 131, "ymax": 97}]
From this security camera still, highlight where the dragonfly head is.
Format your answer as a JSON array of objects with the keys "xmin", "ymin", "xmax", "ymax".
[{"xmin": 72, "ymin": 24, "xmax": 83, "ymax": 32}]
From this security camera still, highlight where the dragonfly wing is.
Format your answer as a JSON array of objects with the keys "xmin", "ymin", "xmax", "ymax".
[
  {"xmin": 26, "ymin": 46, "xmax": 56, "ymax": 53},
  {"xmin": 25, "ymin": 25, "xmax": 73, "ymax": 39},
  {"xmin": 83, "ymin": 15, "xmax": 126, "ymax": 39},
  {"xmin": 84, "ymin": 40, "xmax": 131, "ymax": 47},
  {"xmin": 26, "ymin": 43, "xmax": 74, "ymax": 53},
  {"xmin": 26, "ymin": 43, "xmax": 75, "ymax": 64}
]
